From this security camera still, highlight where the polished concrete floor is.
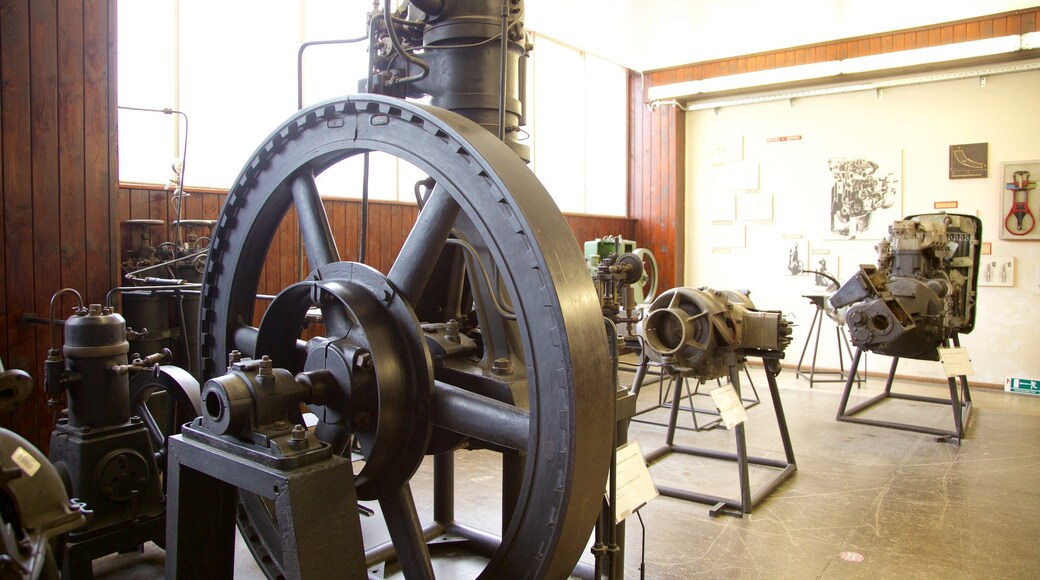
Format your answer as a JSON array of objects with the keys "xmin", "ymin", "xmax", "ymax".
[{"xmin": 93, "ymin": 361, "xmax": 1040, "ymax": 578}]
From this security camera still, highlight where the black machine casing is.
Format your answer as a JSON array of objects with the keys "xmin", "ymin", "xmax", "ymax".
[
  {"xmin": 830, "ymin": 213, "xmax": 981, "ymax": 360},
  {"xmin": 46, "ymin": 305, "xmax": 165, "ymax": 575}
]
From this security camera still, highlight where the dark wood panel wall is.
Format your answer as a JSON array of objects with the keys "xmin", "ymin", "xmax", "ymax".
[
  {"xmin": 629, "ymin": 72, "xmax": 685, "ymax": 293},
  {"xmin": 628, "ymin": 7, "xmax": 1040, "ymax": 292},
  {"xmin": 0, "ymin": 0, "xmax": 118, "ymax": 448},
  {"xmin": 115, "ymin": 183, "xmax": 634, "ymax": 321}
]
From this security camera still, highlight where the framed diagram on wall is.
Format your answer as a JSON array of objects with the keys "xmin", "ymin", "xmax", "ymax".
[
  {"xmin": 1000, "ymin": 160, "xmax": 1039, "ymax": 240},
  {"xmin": 826, "ymin": 152, "xmax": 901, "ymax": 240},
  {"xmin": 783, "ymin": 237, "xmax": 809, "ymax": 276},
  {"xmin": 979, "ymin": 256, "xmax": 1015, "ymax": 287}
]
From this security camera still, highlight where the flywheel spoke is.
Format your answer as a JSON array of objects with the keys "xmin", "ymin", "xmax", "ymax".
[
  {"xmin": 378, "ymin": 484, "xmax": 434, "ymax": 580},
  {"xmin": 291, "ymin": 172, "xmax": 340, "ymax": 270},
  {"xmin": 387, "ymin": 186, "xmax": 460, "ymax": 306},
  {"xmin": 432, "ymin": 381, "xmax": 529, "ymax": 452}
]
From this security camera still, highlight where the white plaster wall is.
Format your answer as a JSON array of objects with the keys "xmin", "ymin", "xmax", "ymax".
[{"xmin": 684, "ymin": 68, "xmax": 1040, "ymax": 385}]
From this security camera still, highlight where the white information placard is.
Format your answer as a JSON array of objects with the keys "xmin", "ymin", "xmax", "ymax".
[
  {"xmin": 938, "ymin": 347, "xmax": 975, "ymax": 377},
  {"xmin": 710, "ymin": 384, "xmax": 749, "ymax": 429},
  {"xmin": 609, "ymin": 442, "xmax": 658, "ymax": 523}
]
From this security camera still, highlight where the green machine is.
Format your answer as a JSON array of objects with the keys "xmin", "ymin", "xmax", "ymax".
[{"xmin": 583, "ymin": 236, "xmax": 659, "ymax": 308}]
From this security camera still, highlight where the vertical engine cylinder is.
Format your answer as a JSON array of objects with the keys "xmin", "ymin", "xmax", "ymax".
[{"xmin": 62, "ymin": 305, "xmax": 131, "ymax": 429}]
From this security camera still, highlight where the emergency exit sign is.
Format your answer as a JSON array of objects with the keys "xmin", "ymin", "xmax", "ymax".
[{"xmin": 1006, "ymin": 377, "xmax": 1040, "ymax": 395}]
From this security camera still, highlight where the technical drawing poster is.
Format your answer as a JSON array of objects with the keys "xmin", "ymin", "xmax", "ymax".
[
  {"xmin": 949, "ymin": 143, "xmax": 988, "ymax": 179},
  {"xmin": 827, "ymin": 153, "xmax": 901, "ymax": 240}
]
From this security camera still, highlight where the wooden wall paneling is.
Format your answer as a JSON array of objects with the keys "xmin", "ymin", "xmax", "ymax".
[
  {"xmin": 30, "ymin": 0, "xmax": 62, "ymax": 446},
  {"xmin": 651, "ymin": 107, "xmax": 664, "ymax": 289},
  {"xmin": 149, "ymin": 189, "xmax": 167, "ymax": 241},
  {"xmin": 629, "ymin": 73, "xmax": 641, "ymax": 223},
  {"xmin": 130, "ymin": 188, "xmax": 149, "ymax": 219},
  {"xmin": 392, "ymin": 204, "xmax": 404, "ymax": 272},
  {"xmin": 345, "ymin": 201, "xmax": 359, "ymax": 262},
  {"xmin": 116, "ymin": 194, "xmax": 129, "ymax": 264},
  {"xmin": 381, "ymin": 204, "xmax": 394, "ymax": 273},
  {"xmin": 105, "ymin": 0, "xmax": 119, "ymax": 305},
  {"xmin": 672, "ymin": 108, "xmax": 685, "ymax": 292},
  {"xmin": 1008, "ymin": 14, "xmax": 1022, "ymax": 34},
  {"xmin": 367, "ymin": 205, "xmax": 382, "ymax": 272},
  {"xmin": 966, "ymin": 21, "xmax": 980, "ymax": 40},
  {"xmin": 0, "ymin": 18, "xmax": 6, "ymax": 422},
  {"xmin": 640, "ymin": 80, "xmax": 652, "ymax": 277},
  {"xmin": 1, "ymin": 0, "xmax": 40, "ymax": 441},
  {"xmin": 381, "ymin": 204, "xmax": 393, "ymax": 273},
  {"xmin": 953, "ymin": 23, "xmax": 967, "ymax": 43},
  {"xmin": 58, "ymin": 0, "xmax": 87, "ymax": 322},
  {"xmin": 331, "ymin": 200, "xmax": 344, "ymax": 259},
  {"xmin": 1021, "ymin": 11, "xmax": 1035, "ymax": 31}
]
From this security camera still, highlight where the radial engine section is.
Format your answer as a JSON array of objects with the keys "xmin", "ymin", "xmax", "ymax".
[
  {"xmin": 637, "ymin": 288, "xmax": 792, "ymax": 380},
  {"xmin": 829, "ymin": 213, "xmax": 981, "ymax": 360}
]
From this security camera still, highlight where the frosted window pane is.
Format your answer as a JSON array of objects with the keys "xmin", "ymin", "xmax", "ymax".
[
  {"xmin": 116, "ymin": 0, "xmax": 177, "ymax": 184},
  {"xmin": 530, "ymin": 36, "xmax": 585, "ymax": 214},
  {"xmin": 300, "ymin": 0, "xmax": 372, "ymax": 106},
  {"xmin": 583, "ymin": 54, "xmax": 627, "ymax": 217},
  {"xmin": 178, "ymin": 0, "xmax": 301, "ymax": 189}
]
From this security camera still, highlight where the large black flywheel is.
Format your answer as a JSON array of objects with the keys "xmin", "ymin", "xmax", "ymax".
[{"xmin": 199, "ymin": 95, "xmax": 613, "ymax": 579}]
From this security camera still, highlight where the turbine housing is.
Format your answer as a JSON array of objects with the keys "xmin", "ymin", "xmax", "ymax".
[{"xmin": 637, "ymin": 287, "xmax": 792, "ymax": 379}]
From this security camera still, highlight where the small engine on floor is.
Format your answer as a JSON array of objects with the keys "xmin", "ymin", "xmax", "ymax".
[
  {"xmin": 637, "ymin": 288, "xmax": 792, "ymax": 379},
  {"xmin": 829, "ymin": 213, "xmax": 981, "ymax": 360},
  {"xmin": 41, "ymin": 288, "xmax": 200, "ymax": 575}
]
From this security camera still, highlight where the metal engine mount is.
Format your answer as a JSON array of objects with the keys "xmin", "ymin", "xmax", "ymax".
[
  {"xmin": 829, "ymin": 213, "xmax": 981, "ymax": 360},
  {"xmin": 637, "ymin": 288, "xmax": 792, "ymax": 379}
]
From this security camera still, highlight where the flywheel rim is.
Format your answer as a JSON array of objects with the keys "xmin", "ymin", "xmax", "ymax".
[{"xmin": 199, "ymin": 95, "xmax": 613, "ymax": 579}]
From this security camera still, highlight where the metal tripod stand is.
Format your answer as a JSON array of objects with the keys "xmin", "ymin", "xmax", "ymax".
[
  {"xmin": 642, "ymin": 351, "xmax": 797, "ymax": 517},
  {"xmin": 836, "ymin": 334, "xmax": 972, "ymax": 445}
]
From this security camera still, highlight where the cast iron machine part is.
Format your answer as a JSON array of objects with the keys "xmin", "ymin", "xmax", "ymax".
[
  {"xmin": 830, "ymin": 213, "xmax": 981, "ymax": 360},
  {"xmin": 830, "ymin": 213, "xmax": 981, "ymax": 443},
  {"xmin": 633, "ymin": 288, "xmax": 796, "ymax": 516},
  {"xmin": 589, "ymin": 244, "xmax": 644, "ymax": 325},
  {"xmin": 637, "ymin": 288, "xmax": 792, "ymax": 380},
  {"xmin": 584, "ymin": 236, "xmax": 659, "ymax": 308},
  {"xmin": 41, "ymin": 288, "xmax": 199, "ymax": 578},
  {"xmin": 0, "ymin": 358, "xmax": 33, "ymax": 415},
  {"xmin": 191, "ymin": 93, "xmax": 614, "ymax": 578},
  {"xmin": 119, "ymin": 220, "xmax": 166, "ymax": 271},
  {"xmin": 0, "ymin": 427, "xmax": 89, "ymax": 579},
  {"xmin": 366, "ymin": 0, "xmax": 531, "ymax": 161}
]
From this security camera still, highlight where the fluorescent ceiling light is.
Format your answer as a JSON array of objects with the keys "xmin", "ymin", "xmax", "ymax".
[
  {"xmin": 1023, "ymin": 31, "xmax": 1040, "ymax": 50},
  {"xmin": 841, "ymin": 35, "xmax": 1023, "ymax": 74},
  {"xmin": 649, "ymin": 33, "xmax": 1034, "ymax": 102}
]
